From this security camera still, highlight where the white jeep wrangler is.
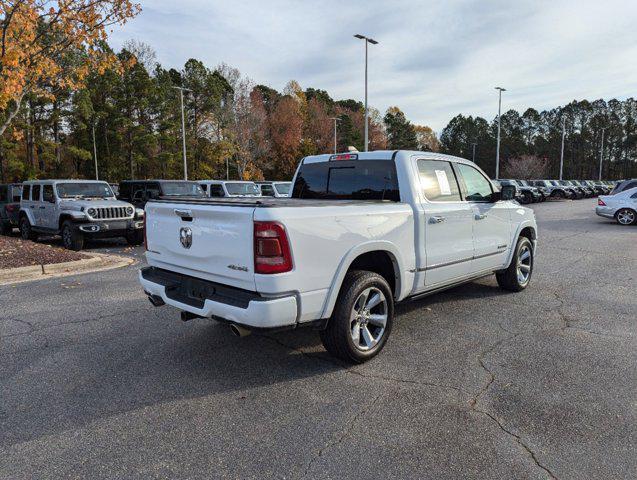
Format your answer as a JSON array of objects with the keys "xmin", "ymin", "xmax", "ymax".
[{"xmin": 19, "ymin": 180, "xmax": 144, "ymax": 251}]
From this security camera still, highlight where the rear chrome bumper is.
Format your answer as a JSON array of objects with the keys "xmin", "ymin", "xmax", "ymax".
[{"xmin": 139, "ymin": 267, "xmax": 298, "ymax": 329}]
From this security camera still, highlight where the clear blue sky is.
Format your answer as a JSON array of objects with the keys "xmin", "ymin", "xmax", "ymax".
[{"xmin": 111, "ymin": 0, "xmax": 637, "ymax": 132}]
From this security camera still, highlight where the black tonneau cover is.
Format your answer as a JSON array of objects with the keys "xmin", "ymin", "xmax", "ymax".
[{"xmin": 150, "ymin": 196, "xmax": 398, "ymax": 208}]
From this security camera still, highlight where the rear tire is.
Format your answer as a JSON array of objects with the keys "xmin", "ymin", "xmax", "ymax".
[
  {"xmin": 615, "ymin": 208, "xmax": 636, "ymax": 226},
  {"xmin": 62, "ymin": 220, "xmax": 84, "ymax": 251},
  {"xmin": 320, "ymin": 270, "xmax": 394, "ymax": 363},
  {"xmin": 496, "ymin": 236, "xmax": 533, "ymax": 292},
  {"xmin": 19, "ymin": 216, "xmax": 38, "ymax": 241},
  {"xmin": 126, "ymin": 229, "xmax": 144, "ymax": 246}
]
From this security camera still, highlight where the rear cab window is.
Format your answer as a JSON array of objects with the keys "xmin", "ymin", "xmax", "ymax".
[{"xmin": 292, "ymin": 159, "xmax": 400, "ymax": 201}]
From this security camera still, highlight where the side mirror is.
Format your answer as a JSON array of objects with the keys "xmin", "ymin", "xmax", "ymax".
[{"xmin": 499, "ymin": 184, "xmax": 517, "ymax": 201}]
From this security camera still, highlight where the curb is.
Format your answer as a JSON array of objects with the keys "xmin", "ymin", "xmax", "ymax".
[{"xmin": 0, "ymin": 252, "xmax": 136, "ymax": 286}]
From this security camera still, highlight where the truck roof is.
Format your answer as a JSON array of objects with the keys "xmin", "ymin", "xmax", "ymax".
[{"xmin": 301, "ymin": 150, "xmax": 477, "ymax": 166}]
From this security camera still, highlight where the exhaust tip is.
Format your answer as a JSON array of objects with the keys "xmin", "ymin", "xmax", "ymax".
[
  {"xmin": 230, "ymin": 324, "xmax": 251, "ymax": 337},
  {"xmin": 147, "ymin": 294, "xmax": 165, "ymax": 307}
]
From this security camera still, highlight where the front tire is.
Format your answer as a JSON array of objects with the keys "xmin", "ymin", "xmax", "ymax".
[
  {"xmin": 496, "ymin": 236, "xmax": 534, "ymax": 292},
  {"xmin": 320, "ymin": 270, "xmax": 394, "ymax": 363},
  {"xmin": 19, "ymin": 216, "xmax": 38, "ymax": 241},
  {"xmin": 62, "ymin": 220, "xmax": 84, "ymax": 251},
  {"xmin": 615, "ymin": 208, "xmax": 636, "ymax": 226}
]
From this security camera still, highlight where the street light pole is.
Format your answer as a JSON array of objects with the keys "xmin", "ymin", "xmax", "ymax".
[
  {"xmin": 330, "ymin": 117, "xmax": 341, "ymax": 154},
  {"xmin": 471, "ymin": 142, "xmax": 477, "ymax": 163},
  {"xmin": 354, "ymin": 34, "xmax": 378, "ymax": 152},
  {"xmin": 559, "ymin": 117, "xmax": 566, "ymax": 180},
  {"xmin": 495, "ymin": 87, "xmax": 506, "ymax": 179},
  {"xmin": 172, "ymin": 86, "xmax": 191, "ymax": 180},
  {"xmin": 92, "ymin": 122, "xmax": 98, "ymax": 180},
  {"xmin": 598, "ymin": 127, "xmax": 607, "ymax": 181}
]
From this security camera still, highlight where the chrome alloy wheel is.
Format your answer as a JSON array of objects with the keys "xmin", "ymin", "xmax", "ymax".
[
  {"xmin": 616, "ymin": 209, "xmax": 635, "ymax": 225},
  {"xmin": 350, "ymin": 287, "xmax": 388, "ymax": 351},
  {"xmin": 516, "ymin": 244, "xmax": 532, "ymax": 286}
]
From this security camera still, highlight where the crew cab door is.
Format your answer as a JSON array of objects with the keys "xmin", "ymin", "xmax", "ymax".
[
  {"xmin": 454, "ymin": 163, "xmax": 511, "ymax": 272},
  {"xmin": 414, "ymin": 159, "xmax": 475, "ymax": 288}
]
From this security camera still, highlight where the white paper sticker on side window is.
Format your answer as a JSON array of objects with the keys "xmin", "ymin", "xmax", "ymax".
[{"xmin": 435, "ymin": 169, "xmax": 452, "ymax": 195}]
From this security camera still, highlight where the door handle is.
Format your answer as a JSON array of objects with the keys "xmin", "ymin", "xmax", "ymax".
[
  {"xmin": 430, "ymin": 215, "xmax": 446, "ymax": 224},
  {"xmin": 30, "ymin": 205, "xmax": 34, "ymax": 209},
  {"xmin": 39, "ymin": 206, "xmax": 46, "ymax": 209},
  {"xmin": 475, "ymin": 213, "xmax": 487, "ymax": 220}
]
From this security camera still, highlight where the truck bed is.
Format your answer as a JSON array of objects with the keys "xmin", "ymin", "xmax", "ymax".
[{"xmin": 152, "ymin": 196, "xmax": 400, "ymax": 208}]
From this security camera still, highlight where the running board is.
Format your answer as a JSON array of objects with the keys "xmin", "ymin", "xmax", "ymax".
[{"xmin": 401, "ymin": 271, "xmax": 495, "ymax": 303}]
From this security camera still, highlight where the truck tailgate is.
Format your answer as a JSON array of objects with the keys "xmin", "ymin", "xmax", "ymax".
[{"xmin": 145, "ymin": 201, "xmax": 256, "ymax": 291}]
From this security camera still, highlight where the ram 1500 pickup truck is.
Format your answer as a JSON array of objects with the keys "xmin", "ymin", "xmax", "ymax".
[{"xmin": 140, "ymin": 151, "xmax": 537, "ymax": 362}]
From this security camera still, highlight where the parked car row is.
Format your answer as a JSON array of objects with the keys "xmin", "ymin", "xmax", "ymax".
[
  {"xmin": 1, "ymin": 178, "xmax": 293, "ymax": 250},
  {"xmin": 492, "ymin": 179, "xmax": 618, "ymax": 204}
]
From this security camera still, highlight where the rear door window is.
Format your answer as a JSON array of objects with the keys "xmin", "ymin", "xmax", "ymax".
[
  {"xmin": 417, "ymin": 160, "xmax": 462, "ymax": 202},
  {"xmin": 23, "ymin": 185, "xmax": 31, "ymax": 201},
  {"xmin": 32, "ymin": 184, "xmax": 41, "ymax": 202},
  {"xmin": 292, "ymin": 160, "xmax": 399, "ymax": 201}
]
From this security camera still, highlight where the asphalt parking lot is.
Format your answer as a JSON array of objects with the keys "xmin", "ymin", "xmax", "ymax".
[{"xmin": 1, "ymin": 198, "xmax": 635, "ymax": 480}]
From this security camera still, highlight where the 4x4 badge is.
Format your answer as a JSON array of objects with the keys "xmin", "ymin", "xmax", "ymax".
[{"xmin": 179, "ymin": 227, "xmax": 192, "ymax": 249}]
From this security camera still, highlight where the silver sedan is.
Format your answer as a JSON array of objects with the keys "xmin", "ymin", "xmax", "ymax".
[{"xmin": 596, "ymin": 186, "xmax": 637, "ymax": 225}]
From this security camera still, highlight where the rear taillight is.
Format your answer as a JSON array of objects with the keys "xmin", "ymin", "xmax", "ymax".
[
  {"xmin": 597, "ymin": 198, "xmax": 606, "ymax": 206},
  {"xmin": 254, "ymin": 221, "xmax": 293, "ymax": 274},
  {"xmin": 5, "ymin": 204, "xmax": 16, "ymax": 213}
]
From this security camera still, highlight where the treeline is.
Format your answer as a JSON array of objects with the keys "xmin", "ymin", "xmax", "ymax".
[
  {"xmin": 439, "ymin": 99, "xmax": 637, "ymax": 179},
  {"xmin": 2, "ymin": 39, "xmax": 634, "ymax": 183},
  {"xmin": 0, "ymin": 41, "xmax": 437, "ymax": 183}
]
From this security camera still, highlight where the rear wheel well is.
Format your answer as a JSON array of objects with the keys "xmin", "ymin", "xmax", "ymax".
[{"xmin": 347, "ymin": 251, "xmax": 399, "ymax": 298}]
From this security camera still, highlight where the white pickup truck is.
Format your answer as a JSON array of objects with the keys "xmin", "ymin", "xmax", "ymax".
[{"xmin": 140, "ymin": 151, "xmax": 537, "ymax": 362}]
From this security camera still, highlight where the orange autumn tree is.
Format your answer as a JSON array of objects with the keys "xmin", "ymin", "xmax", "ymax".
[{"xmin": 0, "ymin": 0, "xmax": 140, "ymax": 136}]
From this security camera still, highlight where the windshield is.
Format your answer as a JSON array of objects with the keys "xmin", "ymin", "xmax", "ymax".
[
  {"xmin": 161, "ymin": 182, "xmax": 205, "ymax": 196},
  {"xmin": 56, "ymin": 182, "xmax": 113, "ymax": 198},
  {"xmin": 225, "ymin": 182, "xmax": 260, "ymax": 196},
  {"xmin": 273, "ymin": 182, "xmax": 291, "ymax": 196}
]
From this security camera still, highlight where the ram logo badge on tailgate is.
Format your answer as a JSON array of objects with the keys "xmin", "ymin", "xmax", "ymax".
[{"xmin": 179, "ymin": 227, "xmax": 192, "ymax": 249}]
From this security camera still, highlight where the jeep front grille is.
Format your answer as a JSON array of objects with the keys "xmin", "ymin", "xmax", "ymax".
[{"xmin": 91, "ymin": 207, "xmax": 131, "ymax": 220}]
